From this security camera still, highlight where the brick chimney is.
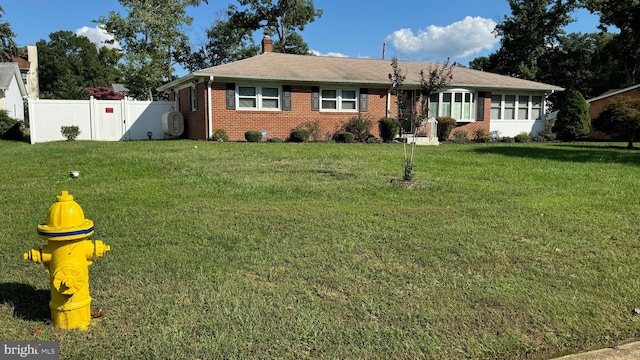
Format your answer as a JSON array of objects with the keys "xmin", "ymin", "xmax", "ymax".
[{"xmin": 262, "ymin": 35, "xmax": 273, "ymax": 54}]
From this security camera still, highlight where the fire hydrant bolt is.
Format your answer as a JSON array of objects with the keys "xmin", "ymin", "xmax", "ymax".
[{"xmin": 23, "ymin": 191, "xmax": 110, "ymax": 330}]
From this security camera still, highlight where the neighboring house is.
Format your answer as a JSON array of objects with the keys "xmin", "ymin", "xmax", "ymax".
[
  {"xmin": 585, "ymin": 84, "xmax": 640, "ymax": 139},
  {"xmin": 158, "ymin": 37, "xmax": 563, "ymax": 141},
  {"xmin": 10, "ymin": 44, "xmax": 39, "ymax": 99},
  {"xmin": 0, "ymin": 62, "xmax": 27, "ymax": 120},
  {"xmin": 112, "ymin": 83, "xmax": 129, "ymax": 97}
]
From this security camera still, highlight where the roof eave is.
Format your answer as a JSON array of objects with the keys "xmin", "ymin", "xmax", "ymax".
[
  {"xmin": 159, "ymin": 72, "xmax": 564, "ymax": 93},
  {"xmin": 586, "ymin": 84, "xmax": 640, "ymax": 103}
]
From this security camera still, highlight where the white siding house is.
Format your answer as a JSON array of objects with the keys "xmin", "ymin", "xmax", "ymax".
[{"xmin": 0, "ymin": 62, "xmax": 28, "ymax": 120}]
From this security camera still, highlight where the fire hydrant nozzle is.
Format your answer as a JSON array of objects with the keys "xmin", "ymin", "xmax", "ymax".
[{"xmin": 23, "ymin": 191, "xmax": 110, "ymax": 330}]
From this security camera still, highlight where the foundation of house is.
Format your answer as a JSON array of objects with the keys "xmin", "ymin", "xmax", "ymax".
[{"xmin": 402, "ymin": 134, "xmax": 440, "ymax": 146}]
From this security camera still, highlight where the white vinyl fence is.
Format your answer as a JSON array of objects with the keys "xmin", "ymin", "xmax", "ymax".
[{"xmin": 28, "ymin": 97, "xmax": 177, "ymax": 144}]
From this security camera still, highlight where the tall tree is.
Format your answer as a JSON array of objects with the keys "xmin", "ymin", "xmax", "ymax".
[
  {"xmin": 0, "ymin": 6, "xmax": 19, "ymax": 61},
  {"xmin": 474, "ymin": 0, "xmax": 577, "ymax": 80},
  {"xmin": 581, "ymin": 0, "xmax": 640, "ymax": 86},
  {"xmin": 36, "ymin": 31, "xmax": 122, "ymax": 99},
  {"xmin": 96, "ymin": 0, "xmax": 207, "ymax": 100},
  {"xmin": 228, "ymin": 0, "xmax": 322, "ymax": 55},
  {"xmin": 179, "ymin": 14, "xmax": 260, "ymax": 72}
]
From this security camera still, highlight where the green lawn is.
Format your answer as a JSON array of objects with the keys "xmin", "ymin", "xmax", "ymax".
[{"xmin": 1, "ymin": 140, "xmax": 640, "ymax": 359}]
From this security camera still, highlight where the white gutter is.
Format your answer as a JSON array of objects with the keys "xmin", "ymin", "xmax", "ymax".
[
  {"xmin": 386, "ymin": 90, "xmax": 391, "ymax": 117},
  {"xmin": 207, "ymin": 76, "xmax": 213, "ymax": 140}
]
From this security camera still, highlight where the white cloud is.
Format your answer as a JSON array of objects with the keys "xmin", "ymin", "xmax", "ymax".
[
  {"xmin": 75, "ymin": 26, "xmax": 120, "ymax": 49},
  {"xmin": 385, "ymin": 16, "xmax": 499, "ymax": 59},
  {"xmin": 309, "ymin": 49, "xmax": 348, "ymax": 58}
]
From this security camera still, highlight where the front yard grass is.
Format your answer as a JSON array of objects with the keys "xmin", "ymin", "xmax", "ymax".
[{"xmin": 1, "ymin": 140, "xmax": 640, "ymax": 359}]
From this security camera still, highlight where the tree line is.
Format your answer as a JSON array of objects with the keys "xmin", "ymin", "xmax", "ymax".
[
  {"xmin": 469, "ymin": 0, "xmax": 639, "ymax": 110},
  {"xmin": 0, "ymin": 0, "xmax": 321, "ymax": 100},
  {"xmin": 0, "ymin": 0, "xmax": 637, "ymax": 107}
]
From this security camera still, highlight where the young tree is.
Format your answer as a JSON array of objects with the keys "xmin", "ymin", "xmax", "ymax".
[
  {"xmin": 390, "ymin": 56, "xmax": 454, "ymax": 181},
  {"xmin": 227, "ymin": 0, "xmax": 322, "ymax": 55},
  {"xmin": 593, "ymin": 99, "xmax": 640, "ymax": 149},
  {"xmin": 96, "ymin": 0, "xmax": 207, "ymax": 100},
  {"xmin": 552, "ymin": 90, "xmax": 591, "ymax": 141},
  {"xmin": 0, "ymin": 6, "xmax": 19, "ymax": 61}
]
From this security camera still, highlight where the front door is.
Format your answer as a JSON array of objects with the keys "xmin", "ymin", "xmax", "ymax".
[{"xmin": 398, "ymin": 90, "xmax": 416, "ymax": 134}]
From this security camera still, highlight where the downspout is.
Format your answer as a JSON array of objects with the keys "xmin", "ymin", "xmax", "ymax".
[
  {"xmin": 543, "ymin": 90, "xmax": 555, "ymax": 128},
  {"xmin": 386, "ymin": 90, "xmax": 391, "ymax": 118},
  {"xmin": 207, "ymin": 76, "xmax": 213, "ymax": 140}
]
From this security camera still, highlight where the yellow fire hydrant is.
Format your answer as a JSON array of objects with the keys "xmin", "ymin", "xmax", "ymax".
[{"xmin": 23, "ymin": 191, "xmax": 110, "ymax": 330}]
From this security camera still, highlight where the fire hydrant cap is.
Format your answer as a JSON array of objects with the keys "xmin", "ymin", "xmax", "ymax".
[{"xmin": 37, "ymin": 191, "xmax": 94, "ymax": 241}]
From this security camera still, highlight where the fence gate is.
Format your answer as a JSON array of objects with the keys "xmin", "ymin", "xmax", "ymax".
[{"xmin": 93, "ymin": 101, "xmax": 125, "ymax": 141}]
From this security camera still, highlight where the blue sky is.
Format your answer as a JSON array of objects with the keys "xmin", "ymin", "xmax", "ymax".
[{"xmin": 3, "ymin": 0, "xmax": 601, "ymax": 76}]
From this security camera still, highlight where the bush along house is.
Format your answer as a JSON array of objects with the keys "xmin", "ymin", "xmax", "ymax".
[{"xmin": 158, "ymin": 36, "xmax": 564, "ymax": 142}]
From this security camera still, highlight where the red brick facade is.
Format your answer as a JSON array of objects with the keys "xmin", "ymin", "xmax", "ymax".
[
  {"xmin": 587, "ymin": 86, "xmax": 640, "ymax": 139},
  {"xmin": 178, "ymin": 83, "xmax": 393, "ymax": 141},
  {"xmin": 452, "ymin": 93, "xmax": 491, "ymax": 139},
  {"xmin": 175, "ymin": 82, "xmax": 498, "ymax": 142}
]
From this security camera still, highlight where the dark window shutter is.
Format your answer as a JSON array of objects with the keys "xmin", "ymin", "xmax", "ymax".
[
  {"xmin": 226, "ymin": 83, "xmax": 236, "ymax": 110},
  {"xmin": 359, "ymin": 88, "xmax": 369, "ymax": 112},
  {"xmin": 283, "ymin": 85, "xmax": 292, "ymax": 111},
  {"xmin": 476, "ymin": 91, "xmax": 485, "ymax": 121},
  {"xmin": 311, "ymin": 86, "xmax": 319, "ymax": 111}
]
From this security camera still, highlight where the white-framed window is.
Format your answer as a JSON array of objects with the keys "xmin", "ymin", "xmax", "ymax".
[
  {"xmin": 237, "ymin": 85, "xmax": 281, "ymax": 110},
  {"xmin": 490, "ymin": 95, "xmax": 501, "ymax": 119},
  {"xmin": 320, "ymin": 88, "xmax": 359, "ymax": 112},
  {"xmin": 491, "ymin": 94, "xmax": 545, "ymax": 120},
  {"xmin": 190, "ymin": 86, "xmax": 197, "ymax": 111},
  {"xmin": 504, "ymin": 95, "xmax": 516, "ymax": 120},
  {"xmin": 427, "ymin": 89, "xmax": 476, "ymax": 121},
  {"xmin": 531, "ymin": 96, "xmax": 543, "ymax": 120}
]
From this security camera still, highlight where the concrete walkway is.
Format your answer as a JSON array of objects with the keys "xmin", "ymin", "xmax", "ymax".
[{"xmin": 554, "ymin": 341, "xmax": 640, "ymax": 359}]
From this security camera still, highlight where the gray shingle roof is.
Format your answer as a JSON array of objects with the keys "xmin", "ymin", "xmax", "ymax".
[
  {"xmin": 0, "ymin": 62, "xmax": 27, "ymax": 96},
  {"xmin": 162, "ymin": 52, "xmax": 564, "ymax": 92},
  {"xmin": 0, "ymin": 62, "xmax": 19, "ymax": 89}
]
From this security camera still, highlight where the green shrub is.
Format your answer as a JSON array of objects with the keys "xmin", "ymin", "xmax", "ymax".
[
  {"xmin": 0, "ymin": 110, "xmax": 16, "ymax": 134},
  {"xmin": 212, "ymin": 129, "xmax": 229, "ymax": 142},
  {"xmin": 342, "ymin": 114, "xmax": 373, "ymax": 142},
  {"xmin": 1, "ymin": 122, "xmax": 23, "ymax": 140},
  {"xmin": 452, "ymin": 129, "xmax": 468, "ymax": 144},
  {"xmin": 515, "ymin": 132, "xmax": 531, "ymax": 143},
  {"xmin": 0, "ymin": 111, "xmax": 23, "ymax": 140},
  {"xmin": 436, "ymin": 116, "xmax": 457, "ymax": 141},
  {"xmin": 552, "ymin": 90, "xmax": 590, "ymax": 141},
  {"xmin": 61, "ymin": 125, "xmax": 81, "ymax": 141},
  {"xmin": 378, "ymin": 117, "xmax": 399, "ymax": 142},
  {"xmin": 532, "ymin": 135, "xmax": 547, "ymax": 143},
  {"xmin": 267, "ymin": 137, "xmax": 283, "ymax": 143},
  {"xmin": 333, "ymin": 131, "xmax": 355, "ymax": 143},
  {"xmin": 365, "ymin": 135, "xmax": 382, "ymax": 144},
  {"xmin": 474, "ymin": 129, "xmax": 492, "ymax": 143},
  {"xmin": 244, "ymin": 130, "xmax": 262, "ymax": 142},
  {"xmin": 288, "ymin": 129, "xmax": 310, "ymax": 142},
  {"xmin": 295, "ymin": 120, "xmax": 322, "ymax": 142},
  {"xmin": 474, "ymin": 128, "xmax": 487, "ymax": 139},
  {"xmin": 501, "ymin": 136, "xmax": 515, "ymax": 143}
]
